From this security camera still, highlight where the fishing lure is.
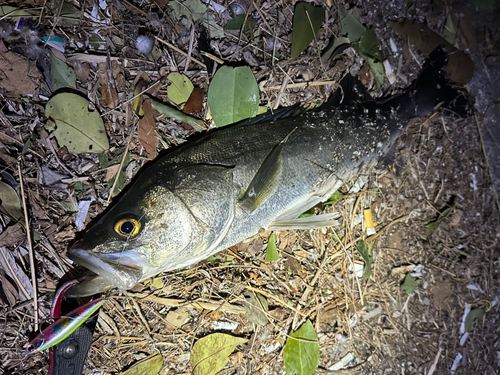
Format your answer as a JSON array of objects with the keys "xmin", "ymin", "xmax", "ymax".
[{"xmin": 24, "ymin": 297, "xmax": 106, "ymax": 356}]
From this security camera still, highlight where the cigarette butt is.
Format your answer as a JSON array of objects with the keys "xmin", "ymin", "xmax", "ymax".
[{"xmin": 364, "ymin": 209, "xmax": 376, "ymax": 235}]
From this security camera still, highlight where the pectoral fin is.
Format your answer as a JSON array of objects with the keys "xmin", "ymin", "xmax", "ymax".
[{"xmin": 239, "ymin": 142, "xmax": 283, "ymax": 213}]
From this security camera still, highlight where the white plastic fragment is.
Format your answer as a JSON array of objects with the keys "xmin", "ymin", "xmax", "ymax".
[
  {"xmin": 263, "ymin": 340, "xmax": 281, "ymax": 353},
  {"xmin": 349, "ymin": 263, "xmax": 364, "ymax": 278},
  {"xmin": 362, "ymin": 307, "xmax": 382, "ymax": 321},
  {"xmin": 460, "ymin": 305, "xmax": 471, "ymax": 334},
  {"xmin": 211, "ymin": 321, "xmax": 238, "ymax": 331},
  {"xmin": 383, "ymin": 60, "xmax": 396, "ymax": 84},
  {"xmin": 75, "ymin": 196, "xmax": 95, "ymax": 229},
  {"xmin": 136, "ymin": 34, "xmax": 155, "ymax": 55},
  {"xmin": 459, "ymin": 332, "xmax": 468, "ymax": 346},
  {"xmin": 389, "ymin": 38, "xmax": 398, "ymax": 53},
  {"xmin": 329, "ymin": 352, "xmax": 355, "ymax": 371},
  {"xmin": 450, "ymin": 352, "xmax": 462, "ymax": 374}
]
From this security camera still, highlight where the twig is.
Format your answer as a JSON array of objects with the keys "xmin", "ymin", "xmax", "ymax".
[
  {"xmin": 428, "ymin": 347, "xmax": 442, "ymax": 375},
  {"xmin": 474, "ymin": 113, "xmax": 500, "ymax": 213},
  {"xmin": 154, "ymin": 36, "xmax": 207, "ymax": 69},
  {"xmin": 264, "ymin": 79, "xmax": 337, "ymax": 91},
  {"xmin": 184, "ymin": 20, "xmax": 196, "ymax": 74},
  {"xmin": 106, "ymin": 118, "xmax": 135, "ymax": 205},
  {"xmin": 244, "ymin": 285, "xmax": 307, "ymax": 317},
  {"xmin": 17, "ymin": 163, "xmax": 39, "ymax": 330},
  {"xmin": 124, "ymin": 293, "xmax": 247, "ymax": 315}
]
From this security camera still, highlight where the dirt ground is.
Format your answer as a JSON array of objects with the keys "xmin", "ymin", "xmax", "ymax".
[{"xmin": 0, "ymin": 0, "xmax": 499, "ymax": 374}]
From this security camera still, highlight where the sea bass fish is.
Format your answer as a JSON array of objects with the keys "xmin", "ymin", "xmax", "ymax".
[{"xmin": 67, "ymin": 57, "xmax": 465, "ymax": 297}]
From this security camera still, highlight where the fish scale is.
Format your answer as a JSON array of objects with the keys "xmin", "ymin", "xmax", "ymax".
[{"xmin": 67, "ymin": 60, "xmax": 466, "ymax": 297}]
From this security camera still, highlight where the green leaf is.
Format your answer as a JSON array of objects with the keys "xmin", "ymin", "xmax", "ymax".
[
  {"xmin": 202, "ymin": 13, "xmax": 225, "ymax": 38},
  {"xmin": 45, "ymin": 93, "xmax": 109, "ymax": 153},
  {"xmin": 283, "ymin": 320, "xmax": 319, "ymax": 375},
  {"xmin": 0, "ymin": 181, "xmax": 23, "ymax": 222},
  {"xmin": 298, "ymin": 207, "xmax": 315, "ymax": 218},
  {"xmin": 401, "ymin": 273, "xmax": 420, "ymax": 294},
  {"xmin": 244, "ymin": 292, "xmax": 269, "ymax": 326},
  {"xmin": 291, "ymin": 2, "xmax": 325, "ymax": 58},
  {"xmin": 324, "ymin": 191, "xmax": 343, "ymax": 205},
  {"xmin": 225, "ymin": 14, "xmax": 257, "ymax": 36},
  {"xmin": 0, "ymin": 6, "xmax": 37, "ymax": 18},
  {"xmin": 208, "ymin": 66, "xmax": 259, "ymax": 127},
  {"xmin": 89, "ymin": 33, "xmax": 104, "ymax": 50},
  {"xmin": 364, "ymin": 56, "xmax": 385, "ymax": 87},
  {"xmin": 353, "ymin": 30, "xmax": 385, "ymax": 87},
  {"xmin": 426, "ymin": 207, "xmax": 452, "ymax": 229},
  {"xmin": 167, "ymin": 72, "xmax": 194, "ymax": 107},
  {"xmin": 339, "ymin": 5, "xmax": 366, "ymax": 43},
  {"xmin": 50, "ymin": 50, "xmax": 76, "ymax": 91},
  {"xmin": 443, "ymin": 14, "xmax": 456, "ymax": 45},
  {"xmin": 190, "ymin": 333, "xmax": 247, "ymax": 375},
  {"xmin": 265, "ymin": 233, "xmax": 279, "ymax": 262},
  {"xmin": 358, "ymin": 29, "xmax": 381, "ymax": 59},
  {"xmin": 169, "ymin": 0, "xmax": 207, "ymax": 22},
  {"xmin": 122, "ymin": 350, "xmax": 163, "ymax": 375},
  {"xmin": 356, "ymin": 241, "xmax": 373, "ymax": 279},
  {"xmin": 464, "ymin": 308, "xmax": 486, "ymax": 332}
]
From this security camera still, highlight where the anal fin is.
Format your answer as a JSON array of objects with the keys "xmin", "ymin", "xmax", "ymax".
[{"xmin": 269, "ymin": 212, "xmax": 341, "ymax": 230}]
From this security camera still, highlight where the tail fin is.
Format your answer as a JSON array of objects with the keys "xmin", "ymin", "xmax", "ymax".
[{"xmin": 326, "ymin": 46, "xmax": 470, "ymax": 120}]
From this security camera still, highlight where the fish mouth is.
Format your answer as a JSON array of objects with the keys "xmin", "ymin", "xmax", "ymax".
[{"xmin": 68, "ymin": 248, "xmax": 144, "ymax": 292}]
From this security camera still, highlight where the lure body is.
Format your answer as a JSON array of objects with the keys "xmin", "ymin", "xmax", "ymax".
[{"xmin": 24, "ymin": 297, "xmax": 106, "ymax": 356}]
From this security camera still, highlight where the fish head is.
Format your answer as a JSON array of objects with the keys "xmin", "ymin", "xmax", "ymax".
[
  {"xmin": 68, "ymin": 183, "xmax": 204, "ymax": 296},
  {"xmin": 68, "ymin": 164, "xmax": 236, "ymax": 297}
]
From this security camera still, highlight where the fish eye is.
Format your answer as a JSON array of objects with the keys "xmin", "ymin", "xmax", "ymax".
[{"xmin": 114, "ymin": 217, "xmax": 141, "ymax": 238}]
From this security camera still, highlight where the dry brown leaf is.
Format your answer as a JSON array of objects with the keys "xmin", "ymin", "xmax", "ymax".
[
  {"xmin": 183, "ymin": 87, "xmax": 204, "ymax": 115},
  {"xmin": 138, "ymin": 99, "xmax": 159, "ymax": 159},
  {"xmin": 0, "ymin": 223, "xmax": 25, "ymax": 247},
  {"xmin": 0, "ymin": 269, "xmax": 18, "ymax": 306},
  {"xmin": 101, "ymin": 82, "xmax": 119, "ymax": 109},
  {"xmin": 0, "ymin": 52, "xmax": 42, "ymax": 97},
  {"xmin": 105, "ymin": 164, "xmax": 120, "ymax": 182}
]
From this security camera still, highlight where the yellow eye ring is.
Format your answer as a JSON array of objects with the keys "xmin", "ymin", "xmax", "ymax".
[{"xmin": 114, "ymin": 217, "xmax": 141, "ymax": 238}]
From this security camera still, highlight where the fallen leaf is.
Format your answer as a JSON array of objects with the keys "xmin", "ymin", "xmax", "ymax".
[
  {"xmin": 183, "ymin": 87, "xmax": 204, "ymax": 115},
  {"xmin": 464, "ymin": 308, "xmax": 486, "ymax": 332},
  {"xmin": 190, "ymin": 333, "xmax": 247, "ymax": 375},
  {"xmin": 291, "ymin": 2, "xmax": 325, "ymax": 58},
  {"xmin": 169, "ymin": 0, "xmax": 207, "ymax": 21},
  {"xmin": 0, "ymin": 223, "xmax": 25, "ymax": 247},
  {"xmin": 0, "ymin": 268, "xmax": 18, "ymax": 306},
  {"xmin": 45, "ymin": 93, "xmax": 109, "ymax": 153},
  {"xmin": 138, "ymin": 99, "xmax": 158, "ymax": 159},
  {"xmin": 244, "ymin": 292, "xmax": 269, "ymax": 326},
  {"xmin": 167, "ymin": 72, "xmax": 194, "ymax": 107},
  {"xmin": 356, "ymin": 241, "xmax": 373, "ymax": 279},
  {"xmin": 0, "ymin": 52, "xmax": 42, "ymax": 97},
  {"xmin": 208, "ymin": 66, "xmax": 259, "ymax": 127},
  {"xmin": 401, "ymin": 273, "xmax": 420, "ymax": 294},
  {"xmin": 265, "ymin": 233, "xmax": 279, "ymax": 262},
  {"xmin": 50, "ymin": 49, "xmax": 76, "ymax": 91},
  {"xmin": 166, "ymin": 307, "xmax": 190, "ymax": 328},
  {"xmin": 101, "ymin": 82, "xmax": 119, "ymax": 109},
  {"xmin": 283, "ymin": 320, "xmax": 319, "ymax": 375},
  {"xmin": 121, "ymin": 350, "xmax": 163, "ymax": 375},
  {"xmin": 0, "ymin": 181, "xmax": 23, "ymax": 222}
]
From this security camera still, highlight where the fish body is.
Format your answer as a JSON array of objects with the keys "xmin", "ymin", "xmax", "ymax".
[{"xmin": 67, "ymin": 62, "xmax": 465, "ymax": 297}]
